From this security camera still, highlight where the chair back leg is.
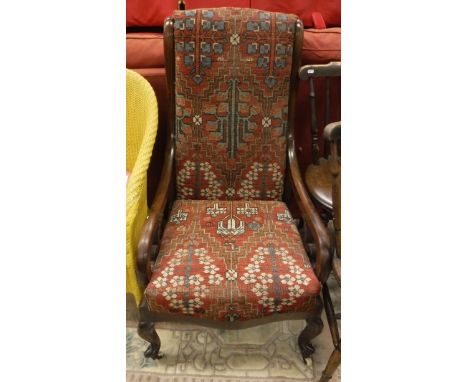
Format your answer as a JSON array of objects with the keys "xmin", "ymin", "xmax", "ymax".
[{"xmin": 319, "ymin": 347, "xmax": 341, "ymax": 382}]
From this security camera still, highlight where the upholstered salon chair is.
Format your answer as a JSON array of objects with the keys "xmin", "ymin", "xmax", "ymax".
[
  {"xmin": 136, "ymin": 8, "xmax": 331, "ymax": 363},
  {"xmin": 126, "ymin": 69, "xmax": 159, "ymax": 305}
]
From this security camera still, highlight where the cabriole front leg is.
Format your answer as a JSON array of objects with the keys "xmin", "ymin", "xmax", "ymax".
[
  {"xmin": 298, "ymin": 316, "xmax": 324, "ymax": 363},
  {"xmin": 137, "ymin": 321, "xmax": 163, "ymax": 360}
]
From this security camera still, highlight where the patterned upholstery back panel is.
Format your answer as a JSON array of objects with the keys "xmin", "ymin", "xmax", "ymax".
[{"xmin": 173, "ymin": 8, "xmax": 298, "ymax": 201}]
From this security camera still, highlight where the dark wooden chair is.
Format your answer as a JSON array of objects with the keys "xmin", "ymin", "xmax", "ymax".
[
  {"xmin": 298, "ymin": 62, "xmax": 341, "ymax": 223},
  {"xmin": 319, "ymin": 121, "xmax": 341, "ymax": 382},
  {"xmin": 298, "ymin": 63, "xmax": 341, "ymax": 381},
  {"xmin": 135, "ymin": 8, "xmax": 332, "ymax": 364}
]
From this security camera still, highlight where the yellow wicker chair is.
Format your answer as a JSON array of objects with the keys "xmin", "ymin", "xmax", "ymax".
[{"xmin": 126, "ymin": 69, "xmax": 158, "ymax": 304}]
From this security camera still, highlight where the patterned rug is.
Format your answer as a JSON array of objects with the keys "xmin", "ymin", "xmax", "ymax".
[{"xmin": 126, "ymin": 276, "xmax": 340, "ymax": 382}]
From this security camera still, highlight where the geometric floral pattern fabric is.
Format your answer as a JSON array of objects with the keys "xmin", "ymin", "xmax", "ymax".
[
  {"xmin": 145, "ymin": 200, "xmax": 321, "ymax": 321},
  {"xmin": 173, "ymin": 8, "xmax": 298, "ymax": 200}
]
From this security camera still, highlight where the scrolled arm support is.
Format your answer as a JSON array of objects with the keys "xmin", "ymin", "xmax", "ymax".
[
  {"xmin": 288, "ymin": 135, "xmax": 332, "ymax": 284},
  {"xmin": 136, "ymin": 142, "xmax": 174, "ymax": 288}
]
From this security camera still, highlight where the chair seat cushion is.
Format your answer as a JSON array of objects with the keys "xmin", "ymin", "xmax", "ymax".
[{"xmin": 145, "ymin": 200, "xmax": 321, "ymax": 322}]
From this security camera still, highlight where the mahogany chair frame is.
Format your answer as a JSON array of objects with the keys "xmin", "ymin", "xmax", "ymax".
[{"xmin": 135, "ymin": 15, "xmax": 332, "ymax": 363}]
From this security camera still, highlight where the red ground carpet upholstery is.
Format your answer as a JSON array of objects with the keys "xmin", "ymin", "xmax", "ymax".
[
  {"xmin": 145, "ymin": 200, "xmax": 321, "ymax": 321},
  {"xmin": 173, "ymin": 8, "xmax": 295, "ymax": 201}
]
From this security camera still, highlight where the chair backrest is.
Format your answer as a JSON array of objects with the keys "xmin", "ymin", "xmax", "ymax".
[
  {"xmin": 299, "ymin": 61, "xmax": 341, "ymax": 165},
  {"xmin": 168, "ymin": 8, "xmax": 301, "ymax": 201}
]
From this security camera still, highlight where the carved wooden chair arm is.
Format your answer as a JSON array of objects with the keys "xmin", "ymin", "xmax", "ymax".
[
  {"xmin": 136, "ymin": 142, "xmax": 174, "ymax": 288},
  {"xmin": 324, "ymin": 121, "xmax": 341, "ymax": 178},
  {"xmin": 323, "ymin": 121, "xmax": 341, "ymax": 143},
  {"xmin": 288, "ymin": 136, "xmax": 332, "ymax": 284}
]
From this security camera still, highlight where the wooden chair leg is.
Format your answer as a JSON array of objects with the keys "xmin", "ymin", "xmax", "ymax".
[
  {"xmin": 137, "ymin": 321, "xmax": 163, "ymax": 360},
  {"xmin": 319, "ymin": 346, "xmax": 341, "ymax": 382},
  {"xmin": 320, "ymin": 277, "xmax": 341, "ymax": 380},
  {"xmin": 298, "ymin": 316, "xmax": 324, "ymax": 363}
]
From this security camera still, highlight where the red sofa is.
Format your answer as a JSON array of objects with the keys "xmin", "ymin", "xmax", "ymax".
[{"xmin": 126, "ymin": 0, "xmax": 341, "ymax": 202}]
